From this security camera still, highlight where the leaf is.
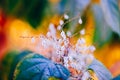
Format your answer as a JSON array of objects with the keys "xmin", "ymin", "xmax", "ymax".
[
  {"xmin": 100, "ymin": 0, "xmax": 120, "ymax": 36},
  {"xmin": 92, "ymin": 5, "xmax": 113, "ymax": 47},
  {"xmin": 0, "ymin": 0, "xmax": 48, "ymax": 28},
  {"xmin": 88, "ymin": 59, "xmax": 112, "ymax": 80},
  {"xmin": 14, "ymin": 53, "xmax": 70, "ymax": 80},
  {"xmin": 9, "ymin": 50, "xmax": 32, "ymax": 80},
  {"xmin": 0, "ymin": 51, "xmax": 19, "ymax": 80},
  {"xmin": 48, "ymin": 77, "xmax": 60, "ymax": 80},
  {"xmin": 0, "ymin": 50, "xmax": 32, "ymax": 80},
  {"xmin": 25, "ymin": 0, "xmax": 48, "ymax": 28},
  {"xmin": 58, "ymin": 0, "xmax": 90, "ymax": 15}
]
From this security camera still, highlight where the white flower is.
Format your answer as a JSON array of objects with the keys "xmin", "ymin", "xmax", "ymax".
[
  {"xmin": 77, "ymin": 38, "xmax": 86, "ymax": 45},
  {"xmin": 80, "ymin": 29, "xmax": 85, "ymax": 35},
  {"xmin": 67, "ymin": 31, "xmax": 72, "ymax": 37},
  {"xmin": 41, "ymin": 40, "xmax": 47, "ymax": 48},
  {"xmin": 89, "ymin": 45, "xmax": 96, "ymax": 52},
  {"xmin": 56, "ymin": 50, "xmax": 61, "ymax": 55},
  {"xmin": 61, "ymin": 30, "xmax": 66, "ymax": 39},
  {"xmin": 31, "ymin": 37, "xmax": 35, "ymax": 43},
  {"xmin": 78, "ymin": 18, "xmax": 82, "ymax": 24},
  {"xmin": 61, "ymin": 46, "xmax": 65, "ymax": 51},
  {"xmin": 46, "ymin": 31, "xmax": 51, "ymax": 37},
  {"xmin": 49, "ymin": 23, "xmax": 56, "ymax": 36},
  {"xmin": 59, "ymin": 20, "xmax": 64, "ymax": 25},
  {"xmin": 64, "ymin": 64, "xmax": 69, "ymax": 68},
  {"xmin": 57, "ymin": 25, "xmax": 62, "ymax": 30},
  {"xmin": 58, "ymin": 39, "xmax": 63, "ymax": 44},
  {"xmin": 64, "ymin": 14, "xmax": 69, "ymax": 19},
  {"xmin": 64, "ymin": 57, "xmax": 69, "ymax": 64},
  {"xmin": 37, "ymin": 21, "xmax": 97, "ymax": 79}
]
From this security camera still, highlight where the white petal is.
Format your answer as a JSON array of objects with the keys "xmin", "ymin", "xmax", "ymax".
[
  {"xmin": 67, "ymin": 31, "xmax": 72, "ymax": 37},
  {"xmin": 64, "ymin": 14, "xmax": 69, "ymax": 19},
  {"xmin": 57, "ymin": 25, "xmax": 62, "ymax": 30},
  {"xmin": 78, "ymin": 18, "xmax": 82, "ymax": 24},
  {"xmin": 31, "ymin": 37, "xmax": 35, "ymax": 43},
  {"xmin": 80, "ymin": 29, "xmax": 85, "ymax": 35},
  {"xmin": 59, "ymin": 20, "xmax": 64, "ymax": 25}
]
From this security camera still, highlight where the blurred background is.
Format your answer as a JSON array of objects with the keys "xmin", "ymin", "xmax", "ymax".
[{"xmin": 0, "ymin": 0, "xmax": 120, "ymax": 78}]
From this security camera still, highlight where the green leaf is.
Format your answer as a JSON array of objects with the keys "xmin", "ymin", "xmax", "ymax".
[
  {"xmin": 0, "ymin": 51, "xmax": 19, "ymax": 80},
  {"xmin": 25, "ymin": 0, "xmax": 48, "ymax": 28},
  {"xmin": 88, "ymin": 59, "xmax": 112, "ymax": 80},
  {"xmin": 14, "ymin": 53, "xmax": 70, "ymax": 80},
  {"xmin": 0, "ymin": 0, "xmax": 48, "ymax": 28}
]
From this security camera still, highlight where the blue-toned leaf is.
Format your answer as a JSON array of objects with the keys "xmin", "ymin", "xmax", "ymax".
[
  {"xmin": 100, "ymin": 0, "xmax": 120, "ymax": 36},
  {"xmin": 58, "ymin": 0, "xmax": 90, "ymax": 15},
  {"xmin": 14, "ymin": 53, "xmax": 70, "ymax": 80},
  {"xmin": 113, "ymin": 75, "xmax": 120, "ymax": 80},
  {"xmin": 9, "ymin": 50, "xmax": 32, "ymax": 80},
  {"xmin": 88, "ymin": 59, "xmax": 112, "ymax": 80},
  {"xmin": 92, "ymin": 5, "xmax": 113, "ymax": 47}
]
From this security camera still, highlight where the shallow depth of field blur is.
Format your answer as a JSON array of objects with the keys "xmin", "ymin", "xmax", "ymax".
[{"xmin": 0, "ymin": 0, "xmax": 120, "ymax": 78}]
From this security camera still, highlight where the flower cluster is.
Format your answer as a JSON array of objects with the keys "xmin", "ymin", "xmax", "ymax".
[{"xmin": 36, "ymin": 14, "xmax": 96, "ymax": 80}]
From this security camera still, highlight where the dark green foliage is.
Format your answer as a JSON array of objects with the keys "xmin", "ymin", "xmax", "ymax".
[
  {"xmin": 0, "ymin": 0, "xmax": 48, "ymax": 28},
  {"xmin": 0, "ymin": 51, "xmax": 19, "ymax": 80},
  {"xmin": 14, "ymin": 53, "xmax": 70, "ymax": 80}
]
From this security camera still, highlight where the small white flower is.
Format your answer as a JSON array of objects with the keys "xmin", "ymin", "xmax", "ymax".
[
  {"xmin": 89, "ymin": 45, "xmax": 96, "ymax": 52},
  {"xmin": 77, "ymin": 64, "xmax": 83, "ymax": 70},
  {"xmin": 59, "ymin": 20, "xmax": 64, "ymax": 25},
  {"xmin": 64, "ymin": 63, "xmax": 69, "ymax": 68},
  {"xmin": 37, "ymin": 20, "xmax": 97, "ymax": 79},
  {"xmin": 64, "ymin": 39, "xmax": 69, "ymax": 46},
  {"xmin": 41, "ymin": 40, "xmax": 47, "ymax": 48},
  {"xmin": 58, "ymin": 39, "xmax": 63, "ymax": 44},
  {"xmin": 77, "ymin": 38, "xmax": 86, "ymax": 44},
  {"xmin": 64, "ymin": 14, "xmax": 69, "ymax": 19},
  {"xmin": 31, "ymin": 37, "xmax": 35, "ymax": 43},
  {"xmin": 49, "ymin": 23, "xmax": 56, "ymax": 36},
  {"xmin": 67, "ymin": 31, "xmax": 72, "ymax": 37},
  {"xmin": 46, "ymin": 32, "xmax": 51, "ymax": 37},
  {"xmin": 61, "ymin": 46, "xmax": 65, "ymax": 51},
  {"xmin": 80, "ymin": 29, "xmax": 85, "ymax": 35},
  {"xmin": 70, "ymin": 62, "xmax": 76, "ymax": 69},
  {"xmin": 64, "ymin": 57, "xmax": 69, "ymax": 63},
  {"xmin": 78, "ymin": 18, "xmax": 82, "ymax": 24},
  {"xmin": 56, "ymin": 50, "xmax": 61, "ymax": 55},
  {"xmin": 57, "ymin": 25, "xmax": 62, "ymax": 30},
  {"xmin": 61, "ymin": 30, "xmax": 66, "ymax": 39}
]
